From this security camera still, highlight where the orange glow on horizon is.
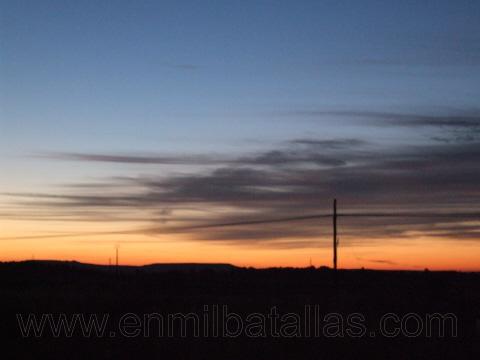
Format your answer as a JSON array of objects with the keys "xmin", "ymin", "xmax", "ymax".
[{"xmin": 1, "ymin": 218, "xmax": 479, "ymax": 271}]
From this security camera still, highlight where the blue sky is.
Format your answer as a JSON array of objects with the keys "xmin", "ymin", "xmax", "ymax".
[{"xmin": 2, "ymin": 0, "xmax": 479, "ymax": 155}]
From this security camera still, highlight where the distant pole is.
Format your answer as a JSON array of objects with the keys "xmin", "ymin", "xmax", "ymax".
[
  {"xmin": 115, "ymin": 245, "xmax": 119, "ymax": 277},
  {"xmin": 333, "ymin": 199, "xmax": 337, "ymax": 271}
]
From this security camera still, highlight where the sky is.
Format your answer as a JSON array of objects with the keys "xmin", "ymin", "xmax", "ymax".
[{"xmin": 1, "ymin": 0, "xmax": 480, "ymax": 270}]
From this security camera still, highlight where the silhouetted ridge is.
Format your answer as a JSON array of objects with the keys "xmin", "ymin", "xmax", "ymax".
[{"xmin": 3, "ymin": 260, "xmax": 239, "ymax": 273}]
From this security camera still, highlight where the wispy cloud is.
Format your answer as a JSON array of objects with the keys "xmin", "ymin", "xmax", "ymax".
[
  {"xmin": 365, "ymin": 259, "xmax": 398, "ymax": 266},
  {"xmin": 280, "ymin": 109, "xmax": 480, "ymax": 128},
  {"xmin": 37, "ymin": 138, "xmax": 366, "ymax": 168},
  {"xmin": 38, "ymin": 153, "xmax": 229, "ymax": 165},
  {"xmin": 5, "ymin": 122, "xmax": 477, "ymax": 247},
  {"xmin": 317, "ymin": 110, "xmax": 480, "ymax": 129},
  {"xmin": 279, "ymin": 109, "xmax": 480, "ymax": 143}
]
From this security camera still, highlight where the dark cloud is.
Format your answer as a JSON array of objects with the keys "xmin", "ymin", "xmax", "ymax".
[
  {"xmin": 7, "ymin": 129, "xmax": 480, "ymax": 247},
  {"xmin": 282, "ymin": 109, "xmax": 480, "ymax": 129},
  {"xmin": 39, "ymin": 139, "xmax": 357, "ymax": 168},
  {"xmin": 239, "ymin": 150, "xmax": 346, "ymax": 167},
  {"xmin": 38, "ymin": 152, "xmax": 227, "ymax": 165},
  {"xmin": 321, "ymin": 110, "xmax": 480, "ymax": 129},
  {"xmin": 290, "ymin": 138, "xmax": 368, "ymax": 149},
  {"xmin": 281, "ymin": 109, "xmax": 480, "ymax": 143},
  {"xmin": 365, "ymin": 259, "xmax": 398, "ymax": 266}
]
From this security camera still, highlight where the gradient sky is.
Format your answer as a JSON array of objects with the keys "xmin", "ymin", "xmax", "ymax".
[{"xmin": 1, "ymin": 0, "xmax": 480, "ymax": 270}]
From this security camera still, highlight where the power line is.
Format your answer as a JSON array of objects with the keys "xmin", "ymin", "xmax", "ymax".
[
  {"xmin": 178, "ymin": 214, "xmax": 331, "ymax": 230},
  {"xmin": 1, "ymin": 211, "xmax": 478, "ymax": 241},
  {"xmin": 173, "ymin": 211, "xmax": 480, "ymax": 229},
  {"xmin": 339, "ymin": 212, "xmax": 480, "ymax": 218}
]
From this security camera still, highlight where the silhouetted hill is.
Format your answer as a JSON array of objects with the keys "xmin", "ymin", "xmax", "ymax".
[
  {"xmin": 3, "ymin": 260, "xmax": 239, "ymax": 273},
  {"xmin": 143, "ymin": 262, "xmax": 239, "ymax": 272}
]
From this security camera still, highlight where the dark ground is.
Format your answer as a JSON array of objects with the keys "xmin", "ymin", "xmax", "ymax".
[{"xmin": 1, "ymin": 260, "xmax": 479, "ymax": 359}]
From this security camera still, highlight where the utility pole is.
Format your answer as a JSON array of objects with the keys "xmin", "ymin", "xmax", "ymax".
[
  {"xmin": 115, "ymin": 245, "xmax": 119, "ymax": 277},
  {"xmin": 333, "ymin": 198, "xmax": 337, "ymax": 271}
]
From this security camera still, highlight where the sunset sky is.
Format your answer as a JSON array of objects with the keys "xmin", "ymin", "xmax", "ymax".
[{"xmin": 1, "ymin": 0, "xmax": 479, "ymax": 270}]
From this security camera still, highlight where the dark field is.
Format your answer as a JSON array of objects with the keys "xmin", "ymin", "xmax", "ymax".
[{"xmin": 1, "ymin": 261, "xmax": 479, "ymax": 359}]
